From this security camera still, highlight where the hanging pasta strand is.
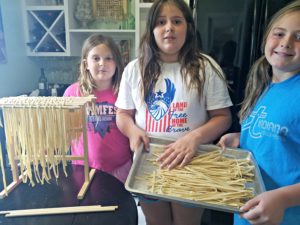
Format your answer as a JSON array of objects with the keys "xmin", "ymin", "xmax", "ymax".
[
  {"xmin": 38, "ymin": 108, "xmax": 53, "ymax": 184},
  {"xmin": 58, "ymin": 107, "xmax": 67, "ymax": 177}
]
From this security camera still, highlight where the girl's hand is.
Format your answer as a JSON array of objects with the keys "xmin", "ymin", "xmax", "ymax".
[
  {"xmin": 128, "ymin": 126, "xmax": 149, "ymax": 152},
  {"xmin": 240, "ymin": 189, "xmax": 286, "ymax": 225},
  {"xmin": 217, "ymin": 132, "xmax": 240, "ymax": 149},
  {"xmin": 116, "ymin": 108, "xmax": 149, "ymax": 152},
  {"xmin": 157, "ymin": 134, "xmax": 198, "ymax": 169}
]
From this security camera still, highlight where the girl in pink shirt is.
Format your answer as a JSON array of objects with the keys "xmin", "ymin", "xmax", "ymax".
[{"xmin": 64, "ymin": 34, "xmax": 132, "ymax": 183}]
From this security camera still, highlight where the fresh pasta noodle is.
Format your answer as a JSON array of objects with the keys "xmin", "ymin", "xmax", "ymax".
[
  {"xmin": 141, "ymin": 147, "xmax": 255, "ymax": 208},
  {"xmin": 0, "ymin": 96, "xmax": 95, "ymax": 189}
]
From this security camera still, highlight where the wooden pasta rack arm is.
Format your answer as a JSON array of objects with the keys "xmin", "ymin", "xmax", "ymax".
[
  {"xmin": 77, "ymin": 168, "xmax": 96, "ymax": 200},
  {"xmin": 0, "ymin": 173, "xmax": 24, "ymax": 199},
  {"xmin": 0, "ymin": 180, "xmax": 20, "ymax": 199},
  {"xmin": 0, "ymin": 141, "xmax": 23, "ymax": 199},
  {"xmin": 0, "ymin": 164, "xmax": 23, "ymax": 199},
  {"xmin": 73, "ymin": 102, "xmax": 95, "ymax": 200}
]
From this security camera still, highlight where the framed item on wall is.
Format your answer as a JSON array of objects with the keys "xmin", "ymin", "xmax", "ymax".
[
  {"xmin": 0, "ymin": 3, "xmax": 7, "ymax": 64},
  {"xmin": 92, "ymin": 0, "xmax": 128, "ymax": 21}
]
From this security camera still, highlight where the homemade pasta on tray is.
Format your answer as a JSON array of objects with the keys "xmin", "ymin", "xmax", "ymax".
[{"xmin": 125, "ymin": 137, "xmax": 265, "ymax": 213}]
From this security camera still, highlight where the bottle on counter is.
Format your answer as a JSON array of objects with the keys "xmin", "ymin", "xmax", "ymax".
[
  {"xmin": 38, "ymin": 68, "xmax": 48, "ymax": 96},
  {"xmin": 51, "ymin": 84, "xmax": 59, "ymax": 96}
]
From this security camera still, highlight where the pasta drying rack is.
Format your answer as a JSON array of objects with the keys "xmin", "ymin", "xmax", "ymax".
[{"xmin": 0, "ymin": 96, "xmax": 96, "ymax": 200}]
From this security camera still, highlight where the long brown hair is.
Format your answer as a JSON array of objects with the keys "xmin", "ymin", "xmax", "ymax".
[
  {"xmin": 138, "ymin": 0, "xmax": 225, "ymax": 101},
  {"xmin": 78, "ymin": 34, "xmax": 124, "ymax": 96},
  {"xmin": 239, "ymin": 0, "xmax": 300, "ymax": 121}
]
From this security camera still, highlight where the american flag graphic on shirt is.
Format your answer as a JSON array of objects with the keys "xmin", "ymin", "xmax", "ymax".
[
  {"xmin": 145, "ymin": 79, "xmax": 176, "ymax": 132},
  {"xmin": 146, "ymin": 110, "xmax": 171, "ymax": 132}
]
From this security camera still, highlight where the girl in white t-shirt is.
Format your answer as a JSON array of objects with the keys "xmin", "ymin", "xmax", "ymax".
[{"xmin": 115, "ymin": 0, "xmax": 232, "ymax": 224}]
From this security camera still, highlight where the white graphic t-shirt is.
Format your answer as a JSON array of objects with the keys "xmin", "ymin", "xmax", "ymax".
[{"xmin": 115, "ymin": 57, "xmax": 232, "ymax": 140}]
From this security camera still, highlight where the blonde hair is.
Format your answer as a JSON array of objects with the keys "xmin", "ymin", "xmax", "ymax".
[
  {"xmin": 239, "ymin": 0, "xmax": 300, "ymax": 121},
  {"xmin": 77, "ymin": 34, "xmax": 124, "ymax": 96}
]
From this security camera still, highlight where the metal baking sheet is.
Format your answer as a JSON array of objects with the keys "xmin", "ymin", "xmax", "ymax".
[{"xmin": 125, "ymin": 137, "xmax": 265, "ymax": 213}]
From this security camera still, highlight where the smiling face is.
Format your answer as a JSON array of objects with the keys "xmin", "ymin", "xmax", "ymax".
[
  {"xmin": 264, "ymin": 11, "xmax": 300, "ymax": 81},
  {"xmin": 153, "ymin": 3, "xmax": 187, "ymax": 62},
  {"xmin": 85, "ymin": 43, "xmax": 116, "ymax": 90}
]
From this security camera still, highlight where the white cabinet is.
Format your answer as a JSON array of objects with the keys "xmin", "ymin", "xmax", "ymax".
[
  {"xmin": 22, "ymin": 1, "xmax": 68, "ymax": 56},
  {"xmin": 22, "ymin": 0, "xmax": 136, "ymax": 60},
  {"xmin": 134, "ymin": 1, "xmax": 152, "ymax": 56},
  {"xmin": 66, "ymin": 0, "xmax": 136, "ymax": 60}
]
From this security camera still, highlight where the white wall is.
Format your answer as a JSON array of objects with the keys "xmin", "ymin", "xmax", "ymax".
[{"xmin": 0, "ymin": 0, "xmax": 38, "ymax": 97}]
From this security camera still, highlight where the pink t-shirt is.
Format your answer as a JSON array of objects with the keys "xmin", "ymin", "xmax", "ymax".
[{"xmin": 64, "ymin": 83, "xmax": 132, "ymax": 182}]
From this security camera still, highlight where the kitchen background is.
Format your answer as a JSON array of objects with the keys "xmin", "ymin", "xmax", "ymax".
[{"xmin": 0, "ymin": 0, "xmax": 296, "ymax": 224}]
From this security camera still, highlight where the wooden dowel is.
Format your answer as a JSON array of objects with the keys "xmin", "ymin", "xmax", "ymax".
[
  {"xmin": 2, "ymin": 205, "xmax": 118, "ymax": 217},
  {"xmin": 0, "ymin": 205, "xmax": 103, "ymax": 215}
]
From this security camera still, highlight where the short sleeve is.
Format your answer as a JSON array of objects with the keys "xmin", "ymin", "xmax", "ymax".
[
  {"xmin": 63, "ymin": 82, "xmax": 80, "ymax": 97},
  {"xmin": 115, "ymin": 60, "xmax": 138, "ymax": 110},
  {"xmin": 204, "ymin": 57, "xmax": 233, "ymax": 110}
]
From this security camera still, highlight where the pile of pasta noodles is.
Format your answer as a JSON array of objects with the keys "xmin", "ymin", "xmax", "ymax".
[
  {"xmin": 0, "ymin": 96, "xmax": 95, "ymax": 191},
  {"xmin": 142, "ymin": 147, "xmax": 255, "ymax": 208}
]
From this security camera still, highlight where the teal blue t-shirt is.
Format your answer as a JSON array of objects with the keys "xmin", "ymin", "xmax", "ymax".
[{"xmin": 236, "ymin": 73, "xmax": 300, "ymax": 225}]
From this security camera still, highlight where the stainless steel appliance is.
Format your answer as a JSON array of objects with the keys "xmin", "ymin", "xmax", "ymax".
[{"xmin": 192, "ymin": 0, "xmax": 292, "ymax": 132}]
